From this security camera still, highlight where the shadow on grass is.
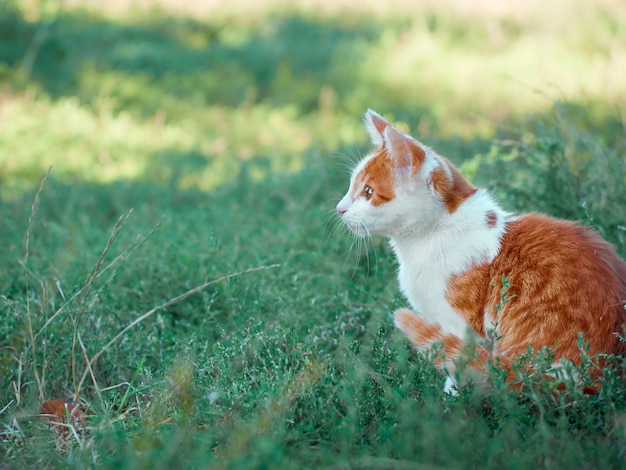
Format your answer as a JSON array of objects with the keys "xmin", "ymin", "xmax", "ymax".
[
  {"xmin": 0, "ymin": 7, "xmax": 378, "ymax": 112},
  {"xmin": 2, "ymin": 4, "xmax": 624, "ymax": 193}
]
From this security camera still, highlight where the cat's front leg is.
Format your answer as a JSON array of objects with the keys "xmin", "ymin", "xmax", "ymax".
[
  {"xmin": 393, "ymin": 308, "xmax": 465, "ymax": 371},
  {"xmin": 394, "ymin": 308, "xmax": 465, "ymax": 395},
  {"xmin": 395, "ymin": 308, "xmax": 499, "ymax": 396}
]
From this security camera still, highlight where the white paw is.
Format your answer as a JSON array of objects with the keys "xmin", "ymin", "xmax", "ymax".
[{"xmin": 443, "ymin": 376, "xmax": 459, "ymax": 397}]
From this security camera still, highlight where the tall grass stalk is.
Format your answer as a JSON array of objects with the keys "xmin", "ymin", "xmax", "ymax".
[
  {"xmin": 71, "ymin": 210, "xmax": 133, "ymax": 399},
  {"xmin": 22, "ymin": 167, "xmax": 51, "ymax": 404}
]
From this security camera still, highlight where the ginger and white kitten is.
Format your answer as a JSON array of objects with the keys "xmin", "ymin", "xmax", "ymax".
[{"xmin": 337, "ymin": 109, "xmax": 626, "ymax": 393}]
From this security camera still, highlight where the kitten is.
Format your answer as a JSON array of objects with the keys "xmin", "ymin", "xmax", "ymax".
[{"xmin": 337, "ymin": 109, "xmax": 626, "ymax": 393}]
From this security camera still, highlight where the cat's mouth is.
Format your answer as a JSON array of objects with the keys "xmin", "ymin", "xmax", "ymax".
[
  {"xmin": 342, "ymin": 219, "xmax": 368, "ymax": 237},
  {"xmin": 337, "ymin": 202, "xmax": 369, "ymax": 237}
]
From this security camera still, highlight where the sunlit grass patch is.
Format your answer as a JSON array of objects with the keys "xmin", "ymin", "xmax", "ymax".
[{"xmin": 3, "ymin": 0, "xmax": 625, "ymax": 196}]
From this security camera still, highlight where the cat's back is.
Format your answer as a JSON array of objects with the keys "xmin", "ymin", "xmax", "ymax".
[
  {"xmin": 491, "ymin": 212, "xmax": 626, "ymax": 358},
  {"xmin": 499, "ymin": 213, "xmax": 626, "ymax": 287}
]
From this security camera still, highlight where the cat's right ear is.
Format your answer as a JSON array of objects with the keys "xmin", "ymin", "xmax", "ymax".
[{"xmin": 363, "ymin": 109, "xmax": 390, "ymax": 147}]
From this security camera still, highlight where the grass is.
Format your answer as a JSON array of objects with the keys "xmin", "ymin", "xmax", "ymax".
[{"xmin": 1, "ymin": 0, "xmax": 626, "ymax": 468}]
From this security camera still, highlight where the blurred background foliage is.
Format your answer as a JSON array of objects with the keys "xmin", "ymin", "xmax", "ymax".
[{"xmin": 1, "ymin": 0, "xmax": 624, "ymax": 196}]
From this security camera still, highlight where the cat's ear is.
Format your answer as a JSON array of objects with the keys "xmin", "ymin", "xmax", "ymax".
[
  {"xmin": 383, "ymin": 126, "xmax": 426, "ymax": 177},
  {"xmin": 363, "ymin": 109, "xmax": 390, "ymax": 147}
]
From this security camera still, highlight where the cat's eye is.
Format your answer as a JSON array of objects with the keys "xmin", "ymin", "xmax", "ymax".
[{"xmin": 364, "ymin": 185, "xmax": 374, "ymax": 200}]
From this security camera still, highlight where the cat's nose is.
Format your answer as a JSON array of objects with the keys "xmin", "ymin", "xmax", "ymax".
[{"xmin": 337, "ymin": 196, "xmax": 350, "ymax": 215}]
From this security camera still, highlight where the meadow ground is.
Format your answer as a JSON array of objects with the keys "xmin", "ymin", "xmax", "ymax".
[{"xmin": 1, "ymin": 0, "xmax": 626, "ymax": 468}]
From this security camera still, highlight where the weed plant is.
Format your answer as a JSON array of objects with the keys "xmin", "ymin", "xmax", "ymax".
[{"xmin": 1, "ymin": 0, "xmax": 626, "ymax": 468}]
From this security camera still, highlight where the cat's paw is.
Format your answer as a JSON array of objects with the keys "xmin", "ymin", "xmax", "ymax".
[{"xmin": 443, "ymin": 376, "xmax": 459, "ymax": 397}]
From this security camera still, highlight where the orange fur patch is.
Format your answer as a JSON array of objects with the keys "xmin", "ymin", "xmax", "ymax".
[
  {"xmin": 446, "ymin": 263, "xmax": 491, "ymax": 337},
  {"xmin": 490, "ymin": 214, "xmax": 626, "ymax": 363},
  {"xmin": 352, "ymin": 150, "xmax": 395, "ymax": 206},
  {"xmin": 431, "ymin": 158, "xmax": 477, "ymax": 213},
  {"xmin": 486, "ymin": 211, "xmax": 498, "ymax": 228},
  {"xmin": 395, "ymin": 309, "xmax": 451, "ymax": 365},
  {"xmin": 408, "ymin": 140, "xmax": 426, "ymax": 176}
]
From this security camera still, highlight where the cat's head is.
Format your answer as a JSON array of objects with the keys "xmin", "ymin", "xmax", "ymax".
[{"xmin": 336, "ymin": 110, "xmax": 476, "ymax": 238}]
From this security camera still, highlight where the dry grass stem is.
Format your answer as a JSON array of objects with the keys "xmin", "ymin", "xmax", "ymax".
[
  {"xmin": 72, "ymin": 210, "xmax": 133, "ymax": 395},
  {"xmin": 23, "ymin": 167, "xmax": 51, "ymax": 403},
  {"xmin": 74, "ymin": 263, "xmax": 281, "ymax": 396}
]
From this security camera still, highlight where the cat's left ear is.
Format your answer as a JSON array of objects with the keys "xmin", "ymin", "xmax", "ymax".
[{"xmin": 363, "ymin": 109, "xmax": 390, "ymax": 147}]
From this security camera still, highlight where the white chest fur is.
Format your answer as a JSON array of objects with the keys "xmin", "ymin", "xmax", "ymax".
[{"xmin": 389, "ymin": 190, "xmax": 507, "ymax": 340}]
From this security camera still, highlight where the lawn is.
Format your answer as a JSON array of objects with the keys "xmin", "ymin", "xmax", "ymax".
[{"xmin": 1, "ymin": 0, "xmax": 626, "ymax": 468}]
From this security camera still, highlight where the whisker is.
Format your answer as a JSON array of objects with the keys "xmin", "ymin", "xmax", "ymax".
[
  {"xmin": 350, "ymin": 233, "xmax": 361, "ymax": 277},
  {"xmin": 363, "ymin": 224, "xmax": 381, "ymax": 278},
  {"xmin": 325, "ymin": 218, "xmax": 346, "ymax": 250},
  {"xmin": 343, "ymin": 234, "xmax": 357, "ymax": 273},
  {"xmin": 335, "ymin": 148, "xmax": 365, "ymax": 175},
  {"xmin": 320, "ymin": 194, "xmax": 346, "ymax": 249}
]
